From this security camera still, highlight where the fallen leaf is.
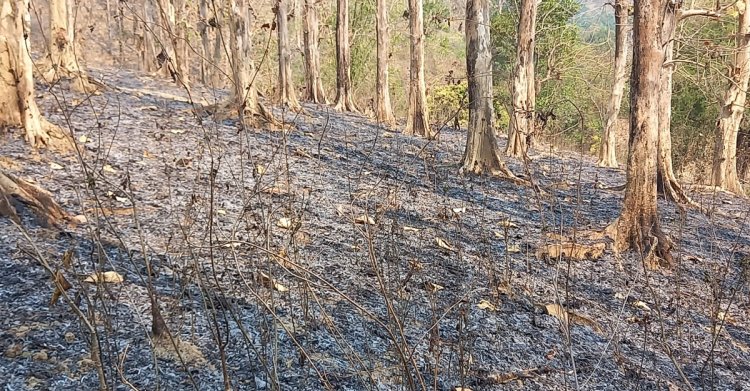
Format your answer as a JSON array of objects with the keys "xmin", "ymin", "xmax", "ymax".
[
  {"xmin": 115, "ymin": 196, "xmax": 128, "ymax": 203},
  {"xmin": 354, "ymin": 215, "xmax": 375, "ymax": 225},
  {"xmin": 425, "ymin": 281, "xmax": 444, "ymax": 293},
  {"xmin": 403, "ymin": 226, "xmax": 420, "ymax": 233},
  {"xmin": 143, "ymin": 150, "xmax": 155, "ymax": 158},
  {"xmin": 258, "ymin": 271, "xmax": 289, "ymax": 292},
  {"xmin": 49, "ymin": 162, "xmax": 64, "ymax": 170},
  {"xmin": 50, "ymin": 270, "xmax": 73, "ymax": 306},
  {"xmin": 632, "ymin": 300, "xmax": 651, "ymax": 312},
  {"xmin": 545, "ymin": 303, "xmax": 569, "ymax": 324},
  {"xmin": 277, "ymin": 217, "xmax": 293, "ymax": 229},
  {"xmin": 477, "ymin": 299, "xmax": 497, "ymax": 311},
  {"xmin": 217, "ymin": 209, "xmax": 227, "ymax": 215},
  {"xmin": 169, "ymin": 128, "xmax": 186, "ymax": 134},
  {"xmin": 103, "ymin": 164, "xmax": 117, "ymax": 173},
  {"xmin": 78, "ymin": 135, "xmax": 89, "ymax": 143},
  {"xmin": 436, "ymin": 237, "xmax": 455, "ymax": 251},
  {"xmin": 255, "ymin": 164, "xmax": 266, "ymax": 175},
  {"xmin": 71, "ymin": 214, "xmax": 88, "ymax": 224},
  {"xmin": 500, "ymin": 219, "xmax": 518, "ymax": 228},
  {"xmin": 507, "ymin": 244, "xmax": 521, "ymax": 253},
  {"xmin": 452, "ymin": 207, "xmax": 466, "ymax": 214},
  {"xmin": 84, "ymin": 271, "xmax": 124, "ymax": 283}
]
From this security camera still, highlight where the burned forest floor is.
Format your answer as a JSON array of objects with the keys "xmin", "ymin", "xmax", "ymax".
[{"xmin": 2, "ymin": 68, "xmax": 750, "ymax": 391}]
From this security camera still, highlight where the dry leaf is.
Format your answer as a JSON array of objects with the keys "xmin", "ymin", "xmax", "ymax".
[
  {"xmin": 71, "ymin": 214, "xmax": 88, "ymax": 224},
  {"xmin": 545, "ymin": 303, "xmax": 569, "ymax": 324},
  {"xmin": 49, "ymin": 162, "xmax": 64, "ymax": 170},
  {"xmin": 454, "ymin": 388, "xmax": 473, "ymax": 391},
  {"xmin": 436, "ymin": 237, "xmax": 455, "ymax": 251},
  {"xmin": 50, "ymin": 270, "xmax": 73, "ymax": 306},
  {"xmin": 425, "ymin": 281, "xmax": 444, "ymax": 293},
  {"xmin": 403, "ymin": 226, "xmax": 420, "ymax": 233},
  {"xmin": 536, "ymin": 242, "xmax": 605, "ymax": 261},
  {"xmin": 78, "ymin": 135, "xmax": 89, "ymax": 143},
  {"xmin": 84, "ymin": 271, "xmax": 124, "ymax": 283},
  {"xmin": 507, "ymin": 244, "xmax": 521, "ymax": 253},
  {"xmin": 169, "ymin": 128, "xmax": 185, "ymax": 134},
  {"xmin": 354, "ymin": 215, "xmax": 375, "ymax": 225},
  {"xmin": 500, "ymin": 219, "xmax": 518, "ymax": 228},
  {"xmin": 143, "ymin": 150, "xmax": 155, "ymax": 158},
  {"xmin": 452, "ymin": 207, "xmax": 466, "ymax": 214},
  {"xmin": 632, "ymin": 300, "xmax": 651, "ymax": 312},
  {"xmin": 255, "ymin": 164, "xmax": 266, "ymax": 175},
  {"xmin": 477, "ymin": 299, "xmax": 497, "ymax": 311},
  {"xmin": 61, "ymin": 249, "xmax": 74, "ymax": 269},
  {"xmin": 115, "ymin": 196, "xmax": 128, "ymax": 203},
  {"xmin": 277, "ymin": 217, "xmax": 293, "ymax": 229},
  {"xmin": 258, "ymin": 271, "xmax": 289, "ymax": 292},
  {"xmin": 217, "ymin": 209, "xmax": 227, "ymax": 215},
  {"xmin": 103, "ymin": 164, "xmax": 117, "ymax": 173}
]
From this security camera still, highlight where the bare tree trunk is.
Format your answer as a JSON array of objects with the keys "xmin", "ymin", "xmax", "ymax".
[
  {"xmin": 506, "ymin": 0, "xmax": 536, "ymax": 158},
  {"xmin": 598, "ymin": 0, "xmax": 629, "ymax": 168},
  {"xmin": 461, "ymin": 0, "xmax": 515, "ymax": 178},
  {"xmin": 44, "ymin": 0, "xmax": 95, "ymax": 92},
  {"xmin": 656, "ymin": 4, "xmax": 697, "ymax": 206},
  {"xmin": 375, "ymin": 0, "xmax": 396, "ymax": 126},
  {"xmin": 333, "ymin": 0, "xmax": 357, "ymax": 111},
  {"xmin": 1, "ymin": 0, "xmax": 68, "ymax": 149},
  {"xmin": 404, "ymin": 0, "xmax": 431, "ymax": 137},
  {"xmin": 198, "ymin": 0, "xmax": 211, "ymax": 84},
  {"xmin": 276, "ymin": 0, "xmax": 301, "ymax": 110},
  {"xmin": 228, "ymin": 0, "xmax": 277, "ymax": 125},
  {"xmin": 713, "ymin": 0, "xmax": 750, "ymax": 196},
  {"xmin": 212, "ymin": 2, "xmax": 224, "ymax": 87},
  {"xmin": 174, "ymin": 0, "xmax": 189, "ymax": 85},
  {"xmin": 302, "ymin": 0, "xmax": 327, "ymax": 103},
  {"xmin": 294, "ymin": 0, "xmax": 303, "ymax": 51},
  {"xmin": 607, "ymin": 0, "xmax": 671, "ymax": 264},
  {"xmin": 141, "ymin": 0, "xmax": 159, "ymax": 72}
]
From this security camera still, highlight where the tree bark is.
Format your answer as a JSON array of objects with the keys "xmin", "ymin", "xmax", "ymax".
[
  {"xmin": 198, "ymin": 0, "xmax": 211, "ymax": 84},
  {"xmin": 141, "ymin": 0, "xmax": 159, "ymax": 73},
  {"xmin": 607, "ymin": 0, "xmax": 671, "ymax": 264},
  {"xmin": 0, "ymin": 170, "xmax": 70, "ymax": 228},
  {"xmin": 302, "ymin": 0, "xmax": 327, "ymax": 103},
  {"xmin": 276, "ymin": 0, "xmax": 301, "ymax": 111},
  {"xmin": 44, "ymin": 0, "xmax": 95, "ymax": 93},
  {"xmin": 228, "ymin": 0, "xmax": 278, "ymax": 125},
  {"xmin": 598, "ymin": 0, "xmax": 629, "ymax": 168},
  {"xmin": 461, "ymin": 0, "xmax": 515, "ymax": 177},
  {"xmin": 333, "ymin": 0, "xmax": 357, "ymax": 111},
  {"xmin": 1, "ymin": 0, "xmax": 68, "ymax": 149},
  {"xmin": 506, "ymin": 0, "xmax": 536, "ymax": 158},
  {"xmin": 375, "ymin": 0, "xmax": 396, "ymax": 126},
  {"xmin": 174, "ymin": 0, "xmax": 189, "ymax": 85},
  {"xmin": 656, "ymin": 3, "xmax": 696, "ymax": 206},
  {"xmin": 404, "ymin": 0, "xmax": 431, "ymax": 137},
  {"xmin": 713, "ymin": 0, "xmax": 750, "ymax": 196}
]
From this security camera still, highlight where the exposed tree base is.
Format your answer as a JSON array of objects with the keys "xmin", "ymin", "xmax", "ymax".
[
  {"xmin": 25, "ymin": 119, "xmax": 73, "ymax": 152},
  {"xmin": 657, "ymin": 172, "xmax": 700, "ymax": 210},
  {"xmin": 333, "ymin": 95, "xmax": 358, "ymax": 113},
  {"xmin": 596, "ymin": 157, "xmax": 618, "ymax": 168},
  {"xmin": 604, "ymin": 217, "xmax": 673, "ymax": 269},
  {"xmin": 39, "ymin": 62, "xmax": 103, "ymax": 95},
  {"xmin": 0, "ymin": 170, "xmax": 70, "ymax": 228}
]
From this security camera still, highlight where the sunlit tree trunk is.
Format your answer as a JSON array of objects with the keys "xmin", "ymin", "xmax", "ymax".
[
  {"xmin": 461, "ymin": 0, "xmax": 515, "ymax": 177},
  {"xmin": 198, "ymin": 0, "xmax": 211, "ymax": 84},
  {"xmin": 302, "ymin": 0, "xmax": 327, "ymax": 103},
  {"xmin": 333, "ymin": 0, "xmax": 357, "ymax": 111},
  {"xmin": 1, "ymin": 0, "xmax": 67, "ymax": 149},
  {"xmin": 227, "ymin": 0, "xmax": 277, "ymax": 125},
  {"xmin": 141, "ymin": 0, "xmax": 158, "ymax": 72},
  {"xmin": 375, "ymin": 0, "xmax": 395, "ymax": 126},
  {"xmin": 404, "ymin": 0, "xmax": 431, "ymax": 137},
  {"xmin": 276, "ymin": 0, "xmax": 301, "ymax": 110},
  {"xmin": 713, "ymin": 0, "xmax": 750, "ymax": 196},
  {"xmin": 607, "ymin": 0, "xmax": 671, "ymax": 263},
  {"xmin": 598, "ymin": 0, "xmax": 629, "ymax": 168},
  {"xmin": 44, "ymin": 0, "xmax": 95, "ymax": 92},
  {"xmin": 174, "ymin": 0, "xmax": 189, "ymax": 85},
  {"xmin": 506, "ymin": 0, "xmax": 536, "ymax": 158}
]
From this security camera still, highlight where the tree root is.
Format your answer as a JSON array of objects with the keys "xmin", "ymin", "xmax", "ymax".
[{"xmin": 605, "ymin": 218, "xmax": 673, "ymax": 269}]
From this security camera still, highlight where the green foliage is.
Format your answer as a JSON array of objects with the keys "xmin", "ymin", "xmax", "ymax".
[{"xmin": 429, "ymin": 82, "xmax": 468, "ymax": 127}]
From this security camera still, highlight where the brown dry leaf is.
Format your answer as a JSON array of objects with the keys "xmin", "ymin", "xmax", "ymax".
[
  {"xmin": 632, "ymin": 300, "xmax": 651, "ymax": 312},
  {"xmin": 500, "ymin": 219, "xmax": 518, "ymax": 228},
  {"xmin": 354, "ymin": 214, "xmax": 375, "ymax": 225},
  {"xmin": 570, "ymin": 311, "xmax": 603, "ymax": 333},
  {"xmin": 536, "ymin": 242, "xmax": 605, "ymax": 261},
  {"xmin": 143, "ymin": 150, "xmax": 155, "ymax": 158},
  {"xmin": 403, "ymin": 226, "xmax": 420, "ymax": 233},
  {"xmin": 294, "ymin": 148, "xmax": 313, "ymax": 158},
  {"xmin": 477, "ymin": 299, "xmax": 497, "ymax": 311},
  {"xmin": 4, "ymin": 343, "xmax": 23, "ymax": 358},
  {"xmin": 84, "ymin": 271, "xmax": 124, "ymax": 283},
  {"xmin": 424, "ymin": 281, "xmax": 444, "ymax": 293},
  {"xmin": 436, "ymin": 237, "xmax": 455, "ymax": 252},
  {"xmin": 71, "ymin": 214, "xmax": 88, "ymax": 224},
  {"xmin": 50, "ymin": 270, "xmax": 73, "ymax": 306},
  {"xmin": 258, "ymin": 271, "xmax": 289, "ymax": 292},
  {"xmin": 545, "ymin": 303, "xmax": 569, "ymax": 324},
  {"xmin": 49, "ymin": 162, "xmax": 64, "ymax": 170},
  {"xmin": 175, "ymin": 157, "xmax": 193, "ymax": 168},
  {"xmin": 61, "ymin": 249, "xmax": 74, "ymax": 269}
]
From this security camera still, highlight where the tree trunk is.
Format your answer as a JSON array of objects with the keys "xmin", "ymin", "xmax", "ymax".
[
  {"xmin": 44, "ymin": 0, "xmax": 95, "ymax": 93},
  {"xmin": 656, "ymin": 4, "xmax": 696, "ymax": 206},
  {"xmin": 0, "ymin": 0, "xmax": 67, "ymax": 149},
  {"xmin": 302, "ymin": 0, "xmax": 327, "ymax": 103},
  {"xmin": 404, "ymin": 0, "xmax": 431, "ymax": 137},
  {"xmin": 375, "ymin": 0, "xmax": 396, "ymax": 126},
  {"xmin": 0, "ymin": 170, "xmax": 70, "ymax": 228},
  {"xmin": 607, "ymin": 0, "xmax": 671, "ymax": 264},
  {"xmin": 713, "ymin": 0, "xmax": 750, "ymax": 196},
  {"xmin": 506, "ymin": 0, "xmax": 536, "ymax": 158},
  {"xmin": 461, "ymin": 0, "xmax": 515, "ymax": 177},
  {"xmin": 333, "ymin": 0, "xmax": 357, "ymax": 111},
  {"xmin": 198, "ymin": 0, "xmax": 211, "ymax": 84},
  {"xmin": 598, "ymin": 0, "xmax": 629, "ymax": 168},
  {"xmin": 228, "ymin": 0, "xmax": 277, "ymax": 125},
  {"xmin": 174, "ymin": 0, "xmax": 189, "ymax": 85},
  {"xmin": 141, "ymin": 0, "xmax": 159, "ymax": 73},
  {"xmin": 276, "ymin": 0, "xmax": 301, "ymax": 111}
]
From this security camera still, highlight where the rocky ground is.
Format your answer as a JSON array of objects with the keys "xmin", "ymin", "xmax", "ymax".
[{"xmin": 1, "ymin": 68, "xmax": 750, "ymax": 391}]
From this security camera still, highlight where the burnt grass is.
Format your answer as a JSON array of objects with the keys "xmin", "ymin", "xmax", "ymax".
[{"xmin": 1, "ymin": 69, "xmax": 750, "ymax": 391}]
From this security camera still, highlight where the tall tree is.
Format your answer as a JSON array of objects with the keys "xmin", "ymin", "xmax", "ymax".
[
  {"xmin": 139, "ymin": 0, "xmax": 159, "ymax": 73},
  {"xmin": 598, "ymin": 0, "xmax": 629, "ymax": 168},
  {"xmin": 43, "ymin": 0, "xmax": 95, "ymax": 92},
  {"xmin": 606, "ymin": 0, "xmax": 671, "ymax": 262},
  {"xmin": 333, "ymin": 0, "xmax": 357, "ymax": 111},
  {"xmin": 1, "ymin": 0, "xmax": 66, "ymax": 149},
  {"xmin": 461, "ymin": 0, "xmax": 515, "ymax": 177},
  {"xmin": 302, "ymin": 0, "xmax": 327, "ymax": 103},
  {"xmin": 375, "ymin": 0, "xmax": 396, "ymax": 126},
  {"xmin": 404, "ymin": 0, "xmax": 431, "ymax": 137},
  {"xmin": 713, "ymin": 0, "xmax": 750, "ymax": 196},
  {"xmin": 228, "ymin": 0, "xmax": 277, "ymax": 125},
  {"xmin": 506, "ymin": 0, "xmax": 537, "ymax": 158},
  {"xmin": 276, "ymin": 0, "xmax": 301, "ymax": 110}
]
